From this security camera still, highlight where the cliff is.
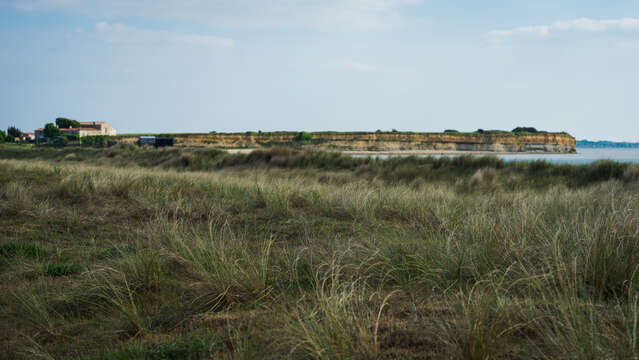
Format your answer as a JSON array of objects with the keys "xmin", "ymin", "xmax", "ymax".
[{"xmin": 112, "ymin": 132, "xmax": 577, "ymax": 153}]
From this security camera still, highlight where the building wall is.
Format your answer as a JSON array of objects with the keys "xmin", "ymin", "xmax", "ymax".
[
  {"xmin": 80, "ymin": 122, "xmax": 117, "ymax": 136},
  {"xmin": 34, "ymin": 122, "xmax": 117, "ymax": 140}
]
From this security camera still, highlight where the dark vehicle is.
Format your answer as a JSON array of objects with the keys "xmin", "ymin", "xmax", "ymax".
[
  {"xmin": 138, "ymin": 136, "xmax": 156, "ymax": 146},
  {"xmin": 155, "ymin": 137, "xmax": 174, "ymax": 147},
  {"xmin": 137, "ymin": 136, "xmax": 174, "ymax": 147}
]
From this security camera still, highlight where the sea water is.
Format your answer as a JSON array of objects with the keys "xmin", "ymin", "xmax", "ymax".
[
  {"xmin": 497, "ymin": 148, "xmax": 639, "ymax": 164},
  {"xmin": 364, "ymin": 148, "xmax": 639, "ymax": 164}
]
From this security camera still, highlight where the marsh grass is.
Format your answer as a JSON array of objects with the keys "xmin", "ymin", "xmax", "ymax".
[
  {"xmin": 0, "ymin": 242, "xmax": 46, "ymax": 260},
  {"xmin": 1, "ymin": 146, "xmax": 635, "ymax": 189},
  {"xmin": 43, "ymin": 263, "xmax": 83, "ymax": 277},
  {"xmin": 281, "ymin": 261, "xmax": 395, "ymax": 360},
  {"xmin": 0, "ymin": 150, "xmax": 638, "ymax": 359}
]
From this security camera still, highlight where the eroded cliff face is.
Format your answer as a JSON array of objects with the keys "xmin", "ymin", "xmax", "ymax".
[{"xmin": 114, "ymin": 132, "xmax": 576, "ymax": 153}]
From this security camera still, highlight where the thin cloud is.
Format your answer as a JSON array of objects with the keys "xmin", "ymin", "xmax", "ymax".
[
  {"xmin": 94, "ymin": 22, "xmax": 235, "ymax": 48},
  {"xmin": 2, "ymin": 0, "xmax": 421, "ymax": 31},
  {"xmin": 487, "ymin": 17, "xmax": 639, "ymax": 42},
  {"xmin": 342, "ymin": 60, "xmax": 378, "ymax": 72}
]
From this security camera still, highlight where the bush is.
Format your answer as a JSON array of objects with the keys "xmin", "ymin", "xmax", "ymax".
[
  {"xmin": 512, "ymin": 127, "xmax": 538, "ymax": 133},
  {"xmin": 623, "ymin": 164, "xmax": 639, "ymax": 183},
  {"xmin": 0, "ymin": 130, "xmax": 5, "ymax": 143},
  {"xmin": 81, "ymin": 135, "xmax": 108, "ymax": 147},
  {"xmin": 52, "ymin": 136, "xmax": 68, "ymax": 147},
  {"xmin": 294, "ymin": 131, "xmax": 313, "ymax": 145},
  {"xmin": 64, "ymin": 134, "xmax": 79, "ymax": 142},
  {"xmin": 444, "ymin": 129, "xmax": 459, "ymax": 133}
]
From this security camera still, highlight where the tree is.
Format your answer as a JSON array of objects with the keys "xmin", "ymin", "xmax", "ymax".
[
  {"xmin": 294, "ymin": 131, "xmax": 312, "ymax": 144},
  {"xmin": 56, "ymin": 117, "xmax": 81, "ymax": 129},
  {"xmin": 7, "ymin": 126, "xmax": 22, "ymax": 138},
  {"xmin": 44, "ymin": 123, "xmax": 61, "ymax": 138},
  {"xmin": 512, "ymin": 127, "xmax": 538, "ymax": 133},
  {"xmin": 0, "ymin": 130, "xmax": 6, "ymax": 143}
]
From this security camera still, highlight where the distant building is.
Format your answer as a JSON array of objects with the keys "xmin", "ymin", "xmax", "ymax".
[
  {"xmin": 78, "ymin": 122, "xmax": 117, "ymax": 136},
  {"xmin": 22, "ymin": 132, "xmax": 35, "ymax": 141},
  {"xmin": 34, "ymin": 129, "xmax": 45, "ymax": 141},
  {"xmin": 34, "ymin": 121, "xmax": 117, "ymax": 141}
]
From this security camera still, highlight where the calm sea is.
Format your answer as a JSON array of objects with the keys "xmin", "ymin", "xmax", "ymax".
[
  {"xmin": 363, "ymin": 148, "xmax": 639, "ymax": 164},
  {"xmin": 497, "ymin": 148, "xmax": 639, "ymax": 164}
]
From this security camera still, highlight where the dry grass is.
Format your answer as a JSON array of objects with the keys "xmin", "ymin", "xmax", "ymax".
[{"xmin": 0, "ymin": 151, "xmax": 638, "ymax": 359}]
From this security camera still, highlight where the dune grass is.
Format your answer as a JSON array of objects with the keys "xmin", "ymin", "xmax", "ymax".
[{"xmin": 0, "ymin": 148, "xmax": 638, "ymax": 359}]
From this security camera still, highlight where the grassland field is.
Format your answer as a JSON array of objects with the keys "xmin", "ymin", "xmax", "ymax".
[{"xmin": 1, "ymin": 144, "xmax": 639, "ymax": 359}]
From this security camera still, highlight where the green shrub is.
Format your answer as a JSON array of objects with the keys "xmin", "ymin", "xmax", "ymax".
[
  {"xmin": 623, "ymin": 164, "xmax": 639, "ymax": 182},
  {"xmin": 294, "ymin": 131, "xmax": 313, "ymax": 145},
  {"xmin": 586, "ymin": 160, "xmax": 627, "ymax": 183},
  {"xmin": 44, "ymin": 263, "xmax": 83, "ymax": 277},
  {"xmin": 0, "ymin": 130, "xmax": 5, "ymax": 143},
  {"xmin": 444, "ymin": 129, "xmax": 459, "ymax": 133},
  {"xmin": 81, "ymin": 135, "xmax": 109, "ymax": 147},
  {"xmin": 512, "ymin": 127, "xmax": 538, "ymax": 133},
  {"xmin": 52, "ymin": 136, "xmax": 68, "ymax": 147}
]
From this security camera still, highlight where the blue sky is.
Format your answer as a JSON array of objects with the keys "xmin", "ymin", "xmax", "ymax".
[{"xmin": 1, "ymin": 1, "xmax": 638, "ymax": 140}]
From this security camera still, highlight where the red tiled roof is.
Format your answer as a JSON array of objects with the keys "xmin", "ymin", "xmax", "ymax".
[{"xmin": 61, "ymin": 128, "xmax": 101, "ymax": 132}]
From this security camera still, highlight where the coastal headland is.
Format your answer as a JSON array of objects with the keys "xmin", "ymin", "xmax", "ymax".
[{"xmin": 112, "ymin": 131, "xmax": 577, "ymax": 153}]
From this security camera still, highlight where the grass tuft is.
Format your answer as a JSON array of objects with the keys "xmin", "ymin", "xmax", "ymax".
[{"xmin": 43, "ymin": 263, "xmax": 83, "ymax": 277}]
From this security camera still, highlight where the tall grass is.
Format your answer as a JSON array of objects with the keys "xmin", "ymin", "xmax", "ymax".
[
  {"xmin": 282, "ymin": 260, "xmax": 395, "ymax": 360},
  {"xmin": 0, "ymin": 157, "xmax": 638, "ymax": 359},
  {"xmin": 1, "ymin": 146, "xmax": 635, "ymax": 189}
]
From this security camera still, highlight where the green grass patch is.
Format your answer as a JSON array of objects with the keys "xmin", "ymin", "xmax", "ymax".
[
  {"xmin": 43, "ymin": 262, "xmax": 83, "ymax": 277},
  {"xmin": 82, "ymin": 337, "xmax": 216, "ymax": 360},
  {"xmin": 0, "ymin": 242, "xmax": 46, "ymax": 259}
]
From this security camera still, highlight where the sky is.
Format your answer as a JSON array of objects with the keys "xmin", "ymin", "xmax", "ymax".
[{"xmin": 1, "ymin": 1, "xmax": 639, "ymax": 141}]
